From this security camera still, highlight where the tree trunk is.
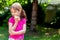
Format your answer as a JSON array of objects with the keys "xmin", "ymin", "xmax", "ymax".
[{"xmin": 30, "ymin": 0, "xmax": 38, "ymax": 31}]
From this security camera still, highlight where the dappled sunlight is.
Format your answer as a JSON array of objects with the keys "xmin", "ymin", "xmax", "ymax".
[
  {"xmin": 33, "ymin": 36, "xmax": 40, "ymax": 38},
  {"xmin": 0, "ymin": 34, "xmax": 5, "ymax": 38},
  {"xmin": 44, "ymin": 27, "xmax": 48, "ymax": 30},
  {"xmin": 53, "ymin": 34, "xmax": 57, "ymax": 37}
]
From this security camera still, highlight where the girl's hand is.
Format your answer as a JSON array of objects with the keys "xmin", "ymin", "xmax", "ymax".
[
  {"xmin": 14, "ymin": 16, "xmax": 20, "ymax": 23},
  {"xmin": 9, "ymin": 30, "xmax": 17, "ymax": 35}
]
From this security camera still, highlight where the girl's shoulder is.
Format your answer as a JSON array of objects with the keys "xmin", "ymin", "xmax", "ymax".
[
  {"xmin": 8, "ymin": 17, "xmax": 14, "ymax": 23},
  {"xmin": 22, "ymin": 18, "xmax": 26, "ymax": 21},
  {"xmin": 21, "ymin": 18, "xmax": 27, "ymax": 24},
  {"xmin": 9, "ymin": 17, "xmax": 14, "ymax": 20}
]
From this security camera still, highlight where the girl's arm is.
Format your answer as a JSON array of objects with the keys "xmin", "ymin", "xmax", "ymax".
[
  {"xmin": 8, "ymin": 17, "xmax": 19, "ymax": 35},
  {"xmin": 9, "ymin": 24, "xmax": 26, "ymax": 35},
  {"xmin": 16, "ymin": 24, "xmax": 26, "ymax": 34},
  {"xmin": 8, "ymin": 22, "xmax": 18, "ymax": 35}
]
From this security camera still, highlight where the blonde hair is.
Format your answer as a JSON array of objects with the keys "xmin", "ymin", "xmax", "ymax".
[{"xmin": 10, "ymin": 2, "xmax": 27, "ymax": 19}]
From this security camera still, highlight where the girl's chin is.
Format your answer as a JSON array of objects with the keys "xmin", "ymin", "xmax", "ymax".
[{"xmin": 14, "ymin": 16, "xmax": 20, "ymax": 18}]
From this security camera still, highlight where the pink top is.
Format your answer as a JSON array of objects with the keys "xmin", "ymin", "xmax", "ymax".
[{"xmin": 8, "ymin": 17, "xmax": 26, "ymax": 39}]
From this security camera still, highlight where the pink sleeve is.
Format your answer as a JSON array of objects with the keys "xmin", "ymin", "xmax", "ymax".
[
  {"xmin": 22, "ymin": 18, "xmax": 26, "ymax": 24},
  {"xmin": 8, "ymin": 17, "xmax": 14, "ymax": 24}
]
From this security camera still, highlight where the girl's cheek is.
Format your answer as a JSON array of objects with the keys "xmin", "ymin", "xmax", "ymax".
[
  {"xmin": 15, "ymin": 13, "xmax": 20, "ymax": 16},
  {"xmin": 18, "ymin": 13, "xmax": 20, "ymax": 15},
  {"xmin": 11, "ymin": 13, "xmax": 15, "ymax": 16},
  {"xmin": 14, "ymin": 13, "xmax": 17, "ymax": 16},
  {"xmin": 18, "ymin": 13, "xmax": 20, "ymax": 16}
]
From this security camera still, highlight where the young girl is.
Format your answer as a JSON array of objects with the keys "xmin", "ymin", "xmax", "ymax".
[{"xmin": 8, "ymin": 2, "xmax": 27, "ymax": 40}]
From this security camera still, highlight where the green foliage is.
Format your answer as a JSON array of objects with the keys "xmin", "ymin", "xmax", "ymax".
[{"xmin": 0, "ymin": 0, "xmax": 29, "ymax": 10}]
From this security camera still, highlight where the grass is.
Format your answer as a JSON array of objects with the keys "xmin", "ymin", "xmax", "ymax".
[
  {"xmin": 0, "ymin": 27, "xmax": 8, "ymax": 40},
  {"xmin": 0, "ymin": 26, "xmax": 60, "ymax": 40}
]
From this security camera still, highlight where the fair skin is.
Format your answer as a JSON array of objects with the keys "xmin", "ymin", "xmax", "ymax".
[{"xmin": 8, "ymin": 8, "xmax": 26, "ymax": 35}]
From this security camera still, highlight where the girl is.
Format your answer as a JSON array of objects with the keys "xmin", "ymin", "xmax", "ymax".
[{"xmin": 8, "ymin": 2, "xmax": 27, "ymax": 40}]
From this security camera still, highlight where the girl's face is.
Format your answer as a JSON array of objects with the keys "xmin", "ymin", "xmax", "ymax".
[{"xmin": 10, "ymin": 8, "xmax": 21, "ymax": 17}]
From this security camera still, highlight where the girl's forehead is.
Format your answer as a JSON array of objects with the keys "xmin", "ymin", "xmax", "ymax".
[
  {"xmin": 10, "ymin": 8, "xmax": 16, "ymax": 13},
  {"xmin": 10, "ymin": 7, "xmax": 18, "ymax": 11},
  {"xmin": 10, "ymin": 8, "xmax": 16, "ymax": 11}
]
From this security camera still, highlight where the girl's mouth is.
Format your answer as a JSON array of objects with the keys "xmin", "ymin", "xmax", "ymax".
[{"xmin": 14, "ymin": 16, "xmax": 19, "ymax": 18}]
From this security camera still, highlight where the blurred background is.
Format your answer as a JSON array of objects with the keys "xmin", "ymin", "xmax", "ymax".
[{"xmin": 0, "ymin": 0, "xmax": 60, "ymax": 40}]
